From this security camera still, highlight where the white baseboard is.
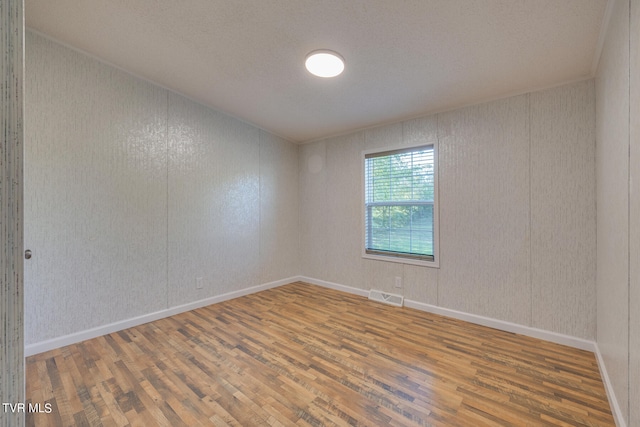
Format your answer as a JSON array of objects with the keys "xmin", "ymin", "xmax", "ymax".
[
  {"xmin": 404, "ymin": 299, "xmax": 597, "ymax": 352},
  {"xmin": 25, "ymin": 275, "xmax": 626, "ymax": 427},
  {"xmin": 301, "ymin": 275, "xmax": 595, "ymax": 351},
  {"xmin": 407, "ymin": 299, "xmax": 626, "ymax": 426},
  {"xmin": 25, "ymin": 276, "xmax": 300, "ymax": 357},
  {"xmin": 301, "ymin": 276, "xmax": 625, "ymax": 426},
  {"xmin": 593, "ymin": 344, "xmax": 627, "ymax": 427},
  {"xmin": 301, "ymin": 276, "xmax": 369, "ymax": 298}
]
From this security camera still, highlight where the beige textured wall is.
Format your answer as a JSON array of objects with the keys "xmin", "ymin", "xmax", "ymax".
[
  {"xmin": 595, "ymin": 0, "xmax": 631, "ymax": 424},
  {"xmin": 300, "ymin": 80, "xmax": 597, "ymax": 340},
  {"xmin": 25, "ymin": 32, "xmax": 169, "ymax": 342},
  {"xmin": 1, "ymin": 0, "xmax": 24, "ymax": 425},
  {"xmin": 24, "ymin": 32, "xmax": 299, "ymax": 346},
  {"xmin": 438, "ymin": 95, "xmax": 531, "ymax": 326},
  {"xmin": 629, "ymin": 1, "xmax": 640, "ymax": 425},
  {"xmin": 530, "ymin": 83, "xmax": 596, "ymax": 339}
]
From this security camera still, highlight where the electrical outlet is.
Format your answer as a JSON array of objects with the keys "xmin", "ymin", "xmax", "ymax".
[
  {"xmin": 196, "ymin": 277, "xmax": 203, "ymax": 289},
  {"xmin": 394, "ymin": 276, "xmax": 402, "ymax": 288}
]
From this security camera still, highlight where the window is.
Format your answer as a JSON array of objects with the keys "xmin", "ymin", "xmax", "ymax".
[{"xmin": 363, "ymin": 144, "xmax": 438, "ymax": 266}]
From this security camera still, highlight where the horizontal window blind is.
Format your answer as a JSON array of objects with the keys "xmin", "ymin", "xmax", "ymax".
[{"xmin": 365, "ymin": 145, "xmax": 434, "ymax": 260}]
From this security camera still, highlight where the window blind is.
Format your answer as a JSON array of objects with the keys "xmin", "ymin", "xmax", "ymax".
[{"xmin": 364, "ymin": 145, "xmax": 434, "ymax": 261}]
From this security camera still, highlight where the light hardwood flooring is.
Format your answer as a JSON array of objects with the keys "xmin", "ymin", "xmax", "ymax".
[{"xmin": 26, "ymin": 282, "xmax": 614, "ymax": 426}]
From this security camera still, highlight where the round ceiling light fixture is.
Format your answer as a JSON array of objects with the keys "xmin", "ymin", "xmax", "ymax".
[{"xmin": 305, "ymin": 50, "xmax": 345, "ymax": 78}]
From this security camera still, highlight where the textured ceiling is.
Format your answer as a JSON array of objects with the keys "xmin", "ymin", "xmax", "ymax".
[{"xmin": 25, "ymin": 0, "xmax": 608, "ymax": 142}]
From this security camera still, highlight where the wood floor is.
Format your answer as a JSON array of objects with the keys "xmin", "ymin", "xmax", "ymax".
[{"xmin": 26, "ymin": 282, "xmax": 614, "ymax": 426}]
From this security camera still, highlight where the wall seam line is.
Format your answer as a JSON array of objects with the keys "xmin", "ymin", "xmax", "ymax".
[
  {"xmin": 593, "ymin": 77, "xmax": 598, "ymax": 343},
  {"xmin": 436, "ymin": 113, "xmax": 440, "ymax": 307},
  {"xmin": 529, "ymin": 93, "xmax": 533, "ymax": 328},
  {"xmin": 258, "ymin": 130, "xmax": 262, "ymax": 283},
  {"xmin": 628, "ymin": 0, "xmax": 632, "ymax": 422},
  {"xmin": 166, "ymin": 91, "xmax": 170, "ymax": 309}
]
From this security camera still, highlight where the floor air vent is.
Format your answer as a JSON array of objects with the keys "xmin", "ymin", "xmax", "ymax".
[{"xmin": 368, "ymin": 290, "xmax": 404, "ymax": 307}]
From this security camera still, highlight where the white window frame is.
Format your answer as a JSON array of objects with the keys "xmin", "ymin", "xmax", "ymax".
[{"xmin": 361, "ymin": 142, "xmax": 440, "ymax": 268}]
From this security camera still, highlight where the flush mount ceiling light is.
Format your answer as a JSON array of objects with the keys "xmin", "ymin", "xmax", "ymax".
[{"xmin": 305, "ymin": 50, "xmax": 345, "ymax": 78}]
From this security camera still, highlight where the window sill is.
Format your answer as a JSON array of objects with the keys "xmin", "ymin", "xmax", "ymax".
[{"xmin": 362, "ymin": 252, "xmax": 439, "ymax": 268}]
